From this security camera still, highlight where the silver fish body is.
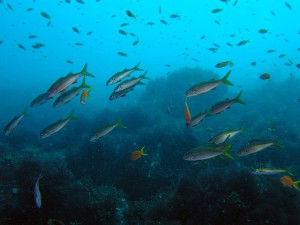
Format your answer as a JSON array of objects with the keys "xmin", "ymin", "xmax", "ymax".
[{"xmin": 106, "ymin": 62, "xmax": 143, "ymax": 86}]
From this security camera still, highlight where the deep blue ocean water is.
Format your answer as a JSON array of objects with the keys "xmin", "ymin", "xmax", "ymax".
[{"xmin": 0, "ymin": 1, "xmax": 300, "ymax": 224}]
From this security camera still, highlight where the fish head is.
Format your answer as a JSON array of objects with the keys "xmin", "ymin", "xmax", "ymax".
[
  {"xmin": 183, "ymin": 152, "xmax": 197, "ymax": 161},
  {"xmin": 40, "ymin": 130, "xmax": 50, "ymax": 139},
  {"xmin": 185, "ymin": 88, "xmax": 196, "ymax": 97},
  {"xmin": 106, "ymin": 77, "xmax": 116, "ymax": 86},
  {"xmin": 109, "ymin": 93, "xmax": 118, "ymax": 100}
]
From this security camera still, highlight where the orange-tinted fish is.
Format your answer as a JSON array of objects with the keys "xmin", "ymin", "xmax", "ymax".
[
  {"xmin": 280, "ymin": 176, "xmax": 300, "ymax": 191},
  {"xmin": 260, "ymin": 73, "xmax": 270, "ymax": 80},
  {"xmin": 184, "ymin": 96, "xmax": 191, "ymax": 126},
  {"xmin": 130, "ymin": 146, "xmax": 148, "ymax": 160},
  {"xmin": 215, "ymin": 61, "xmax": 233, "ymax": 68},
  {"xmin": 80, "ymin": 87, "xmax": 92, "ymax": 105}
]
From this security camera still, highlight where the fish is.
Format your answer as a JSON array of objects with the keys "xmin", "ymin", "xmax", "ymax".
[
  {"xmin": 170, "ymin": 13, "xmax": 180, "ymax": 18},
  {"xmin": 72, "ymin": 27, "xmax": 80, "ymax": 34},
  {"xmin": 279, "ymin": 54, "xmax": 287, "ymax": 58},
  {"xmin": 17, "ymin": 43, "xmax": 26, "ymax": 50},
  {"xmin": 183, "ymin": 145, "xmax": 233, "ymax": 161},
  {"xmin": 7, "ymin": 3, "xmax": 13, "ymax": 10},
  {"xmin": 27, "ymin": 8, "xmax": 33, "ymax": 12},
  {"xmin": 260, "ymin": 73, "xmax": 270, "ymax": 80},
  {"xmin": 66, "ymin": 60, "xmax": 73, "ymax": 64},
  {"xmin": 41, "ymin": 11, "xmax": 51, "ymax": 19},
  {"xmin": 47, "ymin": 63, "xmax": 94, "ymax": 98},
  {"xmin": 226, "ymin": 42, "xmax": 233, "ymax": 47},
  {"xmin": 184, "ymin": 96, "xmax": 191, "ymax": 126},
  {"xmin": 236, "ymin": 40, "xmax": 249, "ymax": 46},
  {"xmin": 120, "ymin": 22, "xmax": 129, "ymax": 27},
  {"xmin": 126, "ymin": 10, "xmax": 136, "ymax": 19},
  {"xmin": 75, "ymin": 42, "xmax": 83, "ymax": 46},
  {"xmin": 209, "ymin": 129, "xmax": 244, "ymax": 145},
  {"xmin": 106, "ymin": 62, "xmax": 143, "ymax": 86},
  {"xmin": 211, "ymin": 8, "xmax": 223, "ymax": 13},
  {"xmin": 146, "ymin": 22, "xmax": 155, "ymax": 26},
  {"xmin": 132, "ymin": 39, "xmax": 139, "ymax": 46},
  {"xmin": 266, "ymin": 49, "xmax": 276, "ymax": 53},
  {"xmin": 53, "ymin": 77, "xmax": 90, "ymax": 108},
  {"xmin": 296, "ymin": 64, "xmax": 300, "ymax": 69},
  {"xmin": 215, "ymin": 61, "xmax": 233, "ymax": 68},
  {"xmin": 233, "ymin": 0, "xmax": 238, "ymax": 6},
  {"xmin": 117, "ymin": 52, "xmax": 127, "ymax": 57},
  {"xmin": 284, "ymin": 2, "xmax": 292, "ymax": 10},
  {"xmin": 250, "ymin": 62, "xmax": 256, "ymax": 66},
  {"xmin": 32, "ymin": 43, "xmax": 45, "ymax": 49},
  {"xmin": 113, "ymin": 71, "xmax": 149, "ymax": 92},
  {"xmin": 130, "ymin": 146, "xmax": 148, "ymax": 160},
  {"xmin": 270, "ymin": 10, "xmax": 276, "ymax": 16},
  {"xmin": 40, "ymin": 109, "xmax": 77, "ymax": 139},
  {"xmin": 31, "ymin": 92, "xmax": 52, "ymax": 107},
  {"xmin": 252, "ymin": 168, "xmax": 293, "ymax": 176},
  {"xmin": 76, "ymin": 0, "xmax": 85, "ymax": 4},
  {"xmin": 159, "ymin": 6, "xmax": 162, "ymax": 14},
  {"xmin": 89, "ymin": 118, "xmax": 126, "ymax": 142},
  {"xmin": 280, "ymin": 176, "xmax": 300, "ymax": 191},
  {"xmin": 237, "ymin": 139, "xmax": 283, "ymax": 156},
  {"xmin": 208, "ymin": 91, "xmax": 245, "ymax": 115},
  {"xmin": 28, "ymin": 35, "xmax": 37, "ymax": 39},
  {"xmin": 80, "ymin": 87, "xmax": 92, "ymax": 105},
  {"xmin": 118, "ymin": 29, "xmax": 127, "ymax": 35},
  {"xmin": 160, "ymin": 19, "xmax": 168, "ymax": 25},
  {"xmin": 86, "ymin": 31, "xmax": 93, "ymax": 36},
  {"xmin": 48, "ymin": 219, "xmax": 65, "ymax": 225},
  {"xmin": 189, "ymin": 111, "xmax": 207, "ymax": 128},
  {"xmin": 3, "ymin": 108, "xmax": 31, "ymax": 136},
  {"xmin": 258, "ymin": 29, "xmax": 268, "ymax": 34},
  {"xmin": 109, "ymin": 87, "xmax": 134, "ymax": 100},
  {"xmin": 34, "ymin": 172, "xmax": 43, "ymax": 208},
  {"xmin": 185, "ymin": 70, "xmax": 233, "ymax": 97}
]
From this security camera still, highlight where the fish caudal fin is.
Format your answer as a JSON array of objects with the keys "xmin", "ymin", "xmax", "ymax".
[
  {"xmin": 22, "ymin": 107, "xmax": 32, "ymax": 117},
  {"xmin": 293, "ymin": 181, "xmax": 300, "ymax": 191},
  {"xmin": 141, "ymin": 70, "xmax": 150, "ymax": 80},
  {"xmin": 235, "ymin": 90, "xmax": 245, "ymax": 104},
  {"xmin": 222, "ymin": 70, "xmax": 234, "ymax": 86},
  {"xmin": 116, "ymin": 117, "xmax": 127, "ymax": 128},
  {"xmin": 85, "ymin": 87, "xmax": 93, "ymax": 99},
  {"xmin": 134, "ymin": 61, "xmax": 143, "ymax": 71},
  {"xmin": 140, "ymin": 146, "xmax": 148, "ymax": 156},
  {"xmin": 68, "ymin": 109, "xmax": 78, "ymax": 121},
  {"xmin": 286, "ymin": 166, "xmax": 294, "ymax": 176},
  {"xmin": 81, "ymin": 76, "xmax": 91, "ymax": 89},
  {"xmin": 81, "ymin": 62, "xmax": 95, "ymax": 78},
  {"xmin": 222, "ymin": 145, "xmax": 234, "ymax": 159}
]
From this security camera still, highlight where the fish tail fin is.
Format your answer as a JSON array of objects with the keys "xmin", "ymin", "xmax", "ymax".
[
  {"xmin": 222, "ymin": 70, "xmax": 234, "ymax": 86},
  {"xmin": 286, "ymin": 166, "xmax": 294, "ymax": 176},
  {"xmin": 140, "ymin": 146, "xmax": 148, "ymax": 156},
  {"xmin": 293, "ymin": 181, "xmax": 300, "ymax": 191},
  {"xmin": 134, "ymin": 61, "xmax": 143, "ymax": 71},
  {"xmin": 141, "ymin": 70, "xmax": 150, "ymax": 80},
  {"xmin": 85, "ymin": 87, "xmax": 93, "ymax": 99},
  {"xmin": 22, "ymin": 107, "xmax": 32, "ymax": 117},
  {"xmin": 68, "ymin": 109, "xmax": 78, "ymax": 121},
  {"xmin": 81, "ymin": 63, "xmax": 95, "ymax": 78},
  {"xmin": 222, "ymin": 144, "xmax": 234, "ymax": 160},
  {"xmin": 81, "ymin": 76, "xmax": 91, "ymax": 89},
  {"xmin": 235, "ymin": 90, "xmax": 245, "ymax": 104},
  {"xmin": 274, "ymin": 140, "xmax": 284, "ymax": 148},
  {"xmin": 116, "ymin": 117, "xmax": 127, "ymax": 128}
]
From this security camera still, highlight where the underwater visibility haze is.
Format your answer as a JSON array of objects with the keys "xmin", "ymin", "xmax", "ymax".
[{"xmin": 1, "ymin": 0, "xmax": 300, "ymax": 224}]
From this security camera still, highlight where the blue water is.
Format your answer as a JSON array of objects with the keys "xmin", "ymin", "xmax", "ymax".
[{"xmin": 0, "ymin": 1, "xmax": 300, "ymax": 224}]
